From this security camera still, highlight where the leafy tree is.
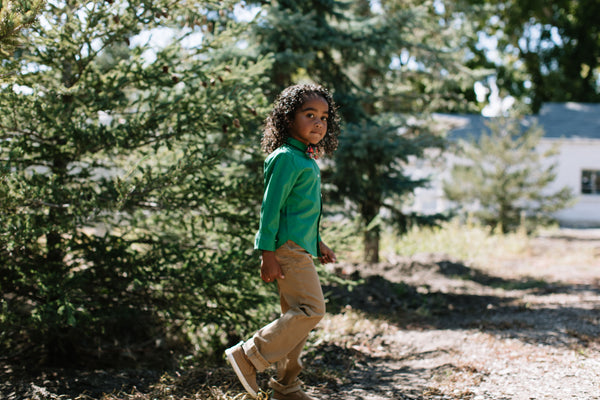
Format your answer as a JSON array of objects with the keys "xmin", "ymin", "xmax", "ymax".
[
  {"xmin": 247, "ymin": 0, "xmax": 481, "ymax": 262},
  {"xmin": 0, "ymin": 0, "xmax": 273, "ymax": 366},
  {"xmin": 0, "ymin": 0, "xmax": 44, "ymax": 58},
  {"xmin": 443, "ymin": 116, "xmax": 574, "ymax": 233},
  {"xmin": 458, "ymin": 0, "xmax": 600, "ymax": 112}
]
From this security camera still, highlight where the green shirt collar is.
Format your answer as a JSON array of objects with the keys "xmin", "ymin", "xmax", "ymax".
[{"xmin": 286, "ymin": 137, "xmax": 308, "ymax": 152}]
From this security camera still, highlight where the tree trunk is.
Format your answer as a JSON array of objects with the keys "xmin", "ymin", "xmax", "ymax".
[
  {"xmin": 364, "ymin": 227, "xmax": 380, "ymax": 263},
  {"xmin": 362, "ymin": 199, "xmax": 381, "ymax": 263}
]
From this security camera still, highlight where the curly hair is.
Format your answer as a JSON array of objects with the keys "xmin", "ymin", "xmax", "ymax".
[{"xmin": 261, "ymin": 84, "xmax": 341, "ymax": 155}]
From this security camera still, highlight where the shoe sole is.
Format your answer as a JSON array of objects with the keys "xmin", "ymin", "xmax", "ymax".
[{"xmin": 225, "ymin": 344, "xmax": 258, "ymax": 399}]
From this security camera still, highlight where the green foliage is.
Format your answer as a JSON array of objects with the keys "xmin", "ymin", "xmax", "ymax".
[
  {"xmin": 443, "ymin": 117, "xmax": 574, "ymax": 233},
  {"xmin": 329, "ymin": 120, "xmax": 446, "ymax": 261},
  {"xmin": 0, "ymin": 0, "xmax": 273, "ymax": 366},
  {"xmin": 0, "ymin": 0, "xmax": 44, "ymax": 59},
  {"xmin": 457, "ymin": 0, "xmax": 600, "ymax": 112}
]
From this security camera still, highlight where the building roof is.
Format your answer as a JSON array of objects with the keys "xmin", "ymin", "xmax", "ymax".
[{"xmin": 437, "ymin": 102, "xmax": 600, "ymax": 141}]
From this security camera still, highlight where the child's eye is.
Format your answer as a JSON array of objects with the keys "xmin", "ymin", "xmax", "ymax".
[
  {"xmin": 321, "ymin": 116, "xmax": 328, "ymax": 122},
  {"xmin": 307, "ymin": 113, "xmax": 315, "ymax": 118}
]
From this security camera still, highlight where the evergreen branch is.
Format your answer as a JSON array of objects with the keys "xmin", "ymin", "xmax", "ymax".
[
  {"xmin": 0, "ymin": 0, "xmax": 45, "ymax": 58},
  {"xmin": 0, "ymin": 124, "xmax": 48, "ymax": 144}
]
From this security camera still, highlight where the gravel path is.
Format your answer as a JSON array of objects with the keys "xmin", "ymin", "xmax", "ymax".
[{"xmin": 316, "ymin": 231, "xmax": 600, "ymax": 400}]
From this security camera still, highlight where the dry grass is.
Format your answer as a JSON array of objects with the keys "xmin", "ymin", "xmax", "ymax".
[
  {"xmin": 383, "ymin": 220, "xmax": 530, "ymax": 263},
  {"xmin": 382, "ymin": 221, "xmax": 599, "ymax": 272}
]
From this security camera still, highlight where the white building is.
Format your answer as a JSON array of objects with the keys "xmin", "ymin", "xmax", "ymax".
[{"xmin": 410, "ymin": 102, "xmax": 600, "ymax": 228}]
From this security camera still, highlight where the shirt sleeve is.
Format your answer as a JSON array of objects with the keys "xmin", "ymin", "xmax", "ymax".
[
  {"xmin": 254, "ymin": 153, "xmax": 299, "ymax": 252},
  {"xmin": 317, "ymin": 200, "xmax": 323, "ymax": 256}
]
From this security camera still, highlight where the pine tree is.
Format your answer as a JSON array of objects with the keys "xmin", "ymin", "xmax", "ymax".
[
  {"xmin": 247, "ymin": 0, "xmax": 481, "ymax": 262},
  {"xmin": 0, "ymin": 0, "xmax": 44, "ymax": 58},
  {"xmin": 443, "ymin": 117, "xmax": 574, "ymax": 233},
  {"xmin": 0, "ymin": 0, "xmax": 272, "ymax": 365}
]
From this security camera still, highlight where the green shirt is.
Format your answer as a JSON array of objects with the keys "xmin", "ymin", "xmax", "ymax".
[{"xmin": 255, "ymin": 138, "xmax": 322, "ymax": 257}]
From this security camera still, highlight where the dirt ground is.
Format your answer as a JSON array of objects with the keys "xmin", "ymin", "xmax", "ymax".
[
  {"xmin": 2, "ymin": 229, "xmax": 599, "ymax": 400},
  {"xmin": 309, "ymin": 228, "xmax": 600, "ymax": 400}
]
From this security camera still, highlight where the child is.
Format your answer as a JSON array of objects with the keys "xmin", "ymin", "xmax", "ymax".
[{"xmin": 225, "ymin": 84, "xmax": 341, "ymax": 400}]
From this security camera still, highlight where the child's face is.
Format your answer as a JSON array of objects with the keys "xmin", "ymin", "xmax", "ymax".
[{"xmin": 289, "ymin": 95, "xmax": 329, "ymax": 146}]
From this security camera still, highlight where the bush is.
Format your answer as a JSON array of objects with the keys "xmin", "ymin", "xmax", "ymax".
[{"xmin": 0, "ymin": 1, "xmax": 274, "ymax": 367}]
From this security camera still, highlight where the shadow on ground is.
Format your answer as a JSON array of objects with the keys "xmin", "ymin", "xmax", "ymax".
[
  {"xmin": 323, "ymin": 258, "xmax": 600, "ymax": 349},
  {"xmin": 0, "ymin": 367, "xmax": 161, "ymax": 399}
]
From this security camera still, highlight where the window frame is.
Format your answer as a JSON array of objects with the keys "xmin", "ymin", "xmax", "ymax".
[{"xmin": 581, "ymin": 169, "xmax": 600, "ymax": 195}]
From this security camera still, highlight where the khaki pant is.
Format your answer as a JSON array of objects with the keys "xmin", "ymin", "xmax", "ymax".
[{"xmin": 243, "ymin": 240, "xmax": 325, "ymax": 393}]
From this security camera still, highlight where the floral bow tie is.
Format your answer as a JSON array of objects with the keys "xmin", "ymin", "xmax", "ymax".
[{"xmin": 306, "ymin": 145, "xmax": 319, "ymax": 160}]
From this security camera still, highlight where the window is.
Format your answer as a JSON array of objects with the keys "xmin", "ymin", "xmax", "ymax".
[{"xmin": 581, "ymin": 170, "xmax": 600, "ymax": 194}]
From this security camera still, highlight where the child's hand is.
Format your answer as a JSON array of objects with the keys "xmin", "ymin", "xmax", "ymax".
[
  {"xmin": 260, "ymin": 250, "xmax": 285, "ymax": 283},
  {"xmin": 318, "ymin": 241, "xmax": 337, "ymax": 264}
]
